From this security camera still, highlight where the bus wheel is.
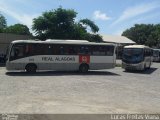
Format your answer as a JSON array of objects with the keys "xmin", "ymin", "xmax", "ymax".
[
  {"xmin": 79, "ymin": 64, "xmax": 89, "ymax": 73},
  {"xmin": 25, "ymin": 64, "xmax": 37, "ymax": 73},
  {"xmin": 125, "ymin": 68, "xmax": 129, "ymax": 71}
]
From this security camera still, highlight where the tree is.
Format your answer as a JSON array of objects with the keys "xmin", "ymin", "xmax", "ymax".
[
  {"xmin": 0, "ymin": 13, "xmax": 7, "ymax": 32},
  {"xmin": 4, "ymin": 24, "xmax": 31, "ymax": 35},
  {"xmin": 79, "ymin": 18, "xmax": 99, "ymax": 33},
  {"xmin": 32, "ymin": 7, "xmax": 102, "ymax": 42},
  {"xmin": 122, "ymin": 24, "xmax": 160, "ymax": 47},
  {"xmin": 32, "ymin": 7, "xmax": 77, "ymax": 40}
]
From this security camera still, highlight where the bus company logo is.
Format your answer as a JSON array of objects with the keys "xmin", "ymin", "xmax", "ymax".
[{"xmin": 79, "ymin": 55, "xmax": 90, "ymax": 64}]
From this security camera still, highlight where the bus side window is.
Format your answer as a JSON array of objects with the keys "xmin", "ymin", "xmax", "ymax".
[
  {"xmin": 99, "ymin": 46, "xmax": 106, "ymax": 55},
  {"xmin": 60, "ymin": 46, "xmax": 65, "ymax": 55},
  {"xmin": 145, "ymin": 49, "xmax": 149, "ymax": 57},
  {"xmin": 144, "ymin": 50, "xmax": 146, "ymax": 57},
  {"xmin": 78, "ymin": 46, "xmax": 85, "ymax": 54},
  {"xmin": 149, "ymin": 50, "xmax": 151, "ymax": 56},
  {"xmin": 25, "ymin": 44, "xmax": 33, "ymax": 56},
  {"xmin": 85, "ymin": 46, "xmax": 91, "ymax": 55},
  {"xmin": 81, "ymin": 46, "xmax": 85, "ymax": 54},
  {"xmin": 146, "ymin": 50, "xmax": 147, "ymax": 56},
  {"xmin": 92, "ymin": 46, "xmax": 105, "ymax": 55},
  {"xmin": 56, "ymin": 45, "xmax": 65, "ymax": 55},
  {"xmin": 150, "ymin": 50, "xmax": 153, "ymax": 56},
  {"xmin": 145, "ymin": 49, "xmax": 152, "ymax": 57},
  {"xmin": 78, "ymin": 46, "xmax": 90, "ymax": 55},
  {"xmin": 53, "ymin": 46, "xmax": 58, "ymax": 55},
  {"xmin": 150, "ymin": 49, "xmax": 153, "ymax": 56},
  {"xmin": 92, "ymin": 46, "xmax": 99, "ymax": 55},
  {"xmin": 48, "ymin": 45, "xmax": 55, "ymax": 55},
  {"xmin": 106, "ymin": 46, "xmax": 114, "ymax": 56},
  {"xmin": 32, "ymin": 44, "xmax": 50, "ymax": 55},
  {"xmin": 68, "ymin": 46, "xmax": 77, "ymax": 55}
]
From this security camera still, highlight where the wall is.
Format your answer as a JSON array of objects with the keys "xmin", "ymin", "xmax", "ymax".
[{"xmin": 0, "ymin": 33, "xmax": 31, "ymax": 54}]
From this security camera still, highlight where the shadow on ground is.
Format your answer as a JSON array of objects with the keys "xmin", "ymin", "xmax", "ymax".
[
  {"xmin": 123, "ymin": 67, "xmax": 158, "ymax": 74},
  {"xmin": 5, "ymin": 70, "xmax": 120, "ymax": 76}
]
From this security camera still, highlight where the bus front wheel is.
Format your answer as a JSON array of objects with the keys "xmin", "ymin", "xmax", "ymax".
[
  {"xmin": 25, "ymin": 64, "xmax": 37, "ymax": 73},
  {"xmin": 79, "ymin": 64, "xmax": 89, "ymax": 73}
]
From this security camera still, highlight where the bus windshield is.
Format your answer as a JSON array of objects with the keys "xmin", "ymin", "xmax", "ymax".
[
  {"xmin": 10, "ymin": 44, "xmax": 26, "ymax": 60},
  {"xmin": 123, "ymin": 48, "xmax": 144, "ymax": 63}
]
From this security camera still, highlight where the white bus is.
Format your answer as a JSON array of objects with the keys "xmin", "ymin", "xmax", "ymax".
[
  {"xmin": 6, "ymin": 40, "xmax": 116, "ymax": 73},
  {"xmin": 153, "ymin": 49, "xmax": 160, "ymax": 62},
  {"xmin": 122, "ymin": 45, "xmax": 153, "ymax": 71}
]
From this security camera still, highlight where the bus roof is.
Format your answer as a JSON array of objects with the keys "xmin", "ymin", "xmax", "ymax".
[
  {"xmin": 11, "ymin": 40, "xmax": 116, "ymax": 46},
  {"xmin": 124, "ymin": 45, "xmax": 150, "ymax": 49},
  {"xmin": 153, "ymin": 48, "xmax": 160, "ymax": 51},
  {"xmin": 46, "ymin": 39, "xmax": 89, "ymax": 43}
]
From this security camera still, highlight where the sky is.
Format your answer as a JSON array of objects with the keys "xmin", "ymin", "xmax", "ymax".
[{"xmin": 0, "ymin": 0, "xmax": 160, "ymax": 36}]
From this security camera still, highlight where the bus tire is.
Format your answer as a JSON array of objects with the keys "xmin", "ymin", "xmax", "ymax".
[
  {"xmin": 79, "ymin": 64, "xmax": 89, "ymax": 73},
  {"xmin": 25, "ymin": 64, "xmax": 37, "ymax": 73},
  {"xmin": 125, "ymin": 68, "xmax": 129, "ymax": 71}
]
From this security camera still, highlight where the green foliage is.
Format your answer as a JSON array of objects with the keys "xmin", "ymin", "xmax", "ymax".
[
  {"xmin": 79, "ymin": 18, "xmax": 99, "ymax": 33},
  {"xmin": 32, "ymin": 7, "xmax": 101, "ymax": 42},
  {"xmin": 0, "ymin": 13, "xmax": 31, "ymax": 35},
  {"xmin": 86, "ymin": 33, "xmax": 103, "ymax": 42},
  {"xmin": 122, "ymin": 24, "xmax": 160, "ymax": 48},
  {"xmin": 32, "ymin": 8, "xmax": 77, "ymax": 40},
  {"xmin": 0, "ymin": 14, "xmax": 7, "ymax": 32},
  {"xmin": 4, "ymin": 24, "xmax": 31, "ymax": 35}
]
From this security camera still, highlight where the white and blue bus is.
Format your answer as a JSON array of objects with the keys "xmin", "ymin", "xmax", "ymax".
[
  {"xmin": 153, "ymin": 49, "xmax": 160, "ymax": 62},
  {"xmin": 6, "ymin": 40, "xmax": 116, "ymax": 73},
  {"xmin": 122, "ymin": 45, "xmax": 153, "ymax": 71}
]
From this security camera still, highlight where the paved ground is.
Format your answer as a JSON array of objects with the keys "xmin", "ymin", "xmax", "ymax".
[{"xmin": 0, "ymin": 62, "xmax": 160, "ymax": 114}]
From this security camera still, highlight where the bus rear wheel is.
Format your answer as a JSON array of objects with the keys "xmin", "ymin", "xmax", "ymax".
[
  {"xmin": 25, "ymin": 64, "xmax": 37, "ymax": 73},
  {"xmin": 79, "ymin": 64, "xmax": 89, "ymax": 73}
]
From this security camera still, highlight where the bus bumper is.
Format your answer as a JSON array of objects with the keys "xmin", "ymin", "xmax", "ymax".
[
  {"xmin": 122, "ymin": 62, "xmax": 144, "ymax": 70},
  {"xmin": 6, "ymin": 61, "xmax": 11, "ymax": 70}
]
